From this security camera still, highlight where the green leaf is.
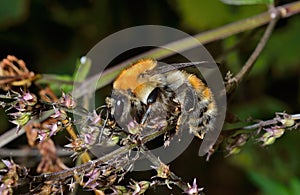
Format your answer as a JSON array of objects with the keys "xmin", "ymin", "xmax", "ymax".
[
  {"xmin": 175, "ymin": 0, "xmax": 266, "ymax": 30},
  {"xmin": 176, "ymin": 0, "xmax": 231, "ymax": 29},
  {"xmin": 248, "ymin": 172, "xmax": 290, "ymax": 195},
  {"xmin": 290, "ymin": 178, "xmax": 300, "ymax": 195},
  {"xmin": 73, "ymin": 56, "xmax": 92, "ymax": 82},
  {"xmin": 37, "ymin": 74, "xmax": 74, "ymax": 94},
  {"xmin": 220, "ymin": 0, "xmax": 273, "ymax": 5}
]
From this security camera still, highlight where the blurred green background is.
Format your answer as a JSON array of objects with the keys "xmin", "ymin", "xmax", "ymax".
[{"xmin": 1, "ymin": 0, "xmax": 300, "ymax": 194}]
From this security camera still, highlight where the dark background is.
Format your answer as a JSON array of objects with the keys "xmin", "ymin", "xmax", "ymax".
[{"xmin": 1, "ymin": 0, "xmax": 300, "ymax": 194}]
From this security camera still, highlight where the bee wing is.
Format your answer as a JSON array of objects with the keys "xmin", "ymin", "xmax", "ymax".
[{"xmin": 153, "ymin": 61, "xmax": 217, "ymax": 75}]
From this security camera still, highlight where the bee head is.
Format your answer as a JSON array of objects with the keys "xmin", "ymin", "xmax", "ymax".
[
  {"xmin": 133, "ymin": 82, "xmax": 160, "ymax": 105},
  {"xmin": 110, "ymin": 82, "xmax": 161, "ymax": 125}
]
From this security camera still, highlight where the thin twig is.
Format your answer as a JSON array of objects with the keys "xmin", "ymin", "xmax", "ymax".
[
  {"xmin": 225, "ymin": 7, "xmax": 280, "ymax": 93},
  {"xmin": 0, "ymin": 148, "xmax": 72, "ymax": 157},
  {"xmin": 140, "ymin": 146, "xmax": 189, "ymax": 192},
  {"xmin": 223, "ymin": 113, "xmax": 300, "ymax": 132}
]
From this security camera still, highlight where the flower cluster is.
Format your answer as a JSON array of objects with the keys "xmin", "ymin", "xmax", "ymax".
[
  {"xmin": 258, "ymin": 113, "xmax": 295, "ymax": 146},
  {"xmin": 0, "ymin": 90, "xmax": 37, "ymax": 130},
  {"xmin": 0, "ymin": 55, "xmax": 36, "ymax": 91},
  {"xmin": 0, "ymin": 160, "xmax": 28, "ymax": 195},
  {"xmin": 213, "ymin": 113, "xmax": 299, "ymax": 158}
]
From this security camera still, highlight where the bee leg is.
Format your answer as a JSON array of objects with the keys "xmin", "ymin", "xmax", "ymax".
[
  {"xmin": 191, "ymin": 101, "xmax": 217, "ymax": 139},
  {"xmin": 175, "ymin": 83, "xmax": 197, "ymax": 113},
  {"xmin": 174, "ymin": 83, "xmax": 200, "ymax": 135}
]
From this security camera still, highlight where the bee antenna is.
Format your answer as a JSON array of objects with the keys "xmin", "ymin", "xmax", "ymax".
[
  {"xmin": 98, "ymin": 108, "xmax": 109, "ymax": 144},
  {"xmin": 141, "ymin": 105, "xmax": 152, "ymax": 125}
]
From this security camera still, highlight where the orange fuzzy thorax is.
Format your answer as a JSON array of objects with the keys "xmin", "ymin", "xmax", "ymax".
[{"xmin": 113, "ymin": 59, "xmax": 157, "ymax": 91}]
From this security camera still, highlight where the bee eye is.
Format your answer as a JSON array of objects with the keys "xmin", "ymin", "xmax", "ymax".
[
  {"xmin": 114, "ymin": 99, "xmax": 124, "ymax": 118},
  {"xmin": 147, "ymin": 87, "xmax": 160, "ymax": 104}
]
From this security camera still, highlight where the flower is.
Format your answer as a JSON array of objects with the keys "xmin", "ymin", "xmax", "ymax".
[
  {"xmin": 59, "ymin": 92, "xmax": 76, "ymax": 109},
  {"xmin": 184, "ymin": 178, "xmax": 204, "ymax": 195}
]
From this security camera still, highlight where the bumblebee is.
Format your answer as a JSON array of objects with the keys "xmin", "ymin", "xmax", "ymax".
[{"xmin": 106, "ymin": 59, "xmax": 216, "ymax": 139}]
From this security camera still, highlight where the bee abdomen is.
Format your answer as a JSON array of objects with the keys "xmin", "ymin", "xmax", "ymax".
[
  {"xmin": 188, "ymin": 100, "xmax": 217, "ymax": 139},
  {"xmin": 172, "ymin": 72, "xmax": 217, "ymax": 139}
]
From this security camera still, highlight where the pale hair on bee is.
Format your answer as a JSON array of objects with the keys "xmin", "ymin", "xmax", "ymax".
[{"xmin": 106, "ymin": 58, "xmax": 217, "ymax": 139}]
